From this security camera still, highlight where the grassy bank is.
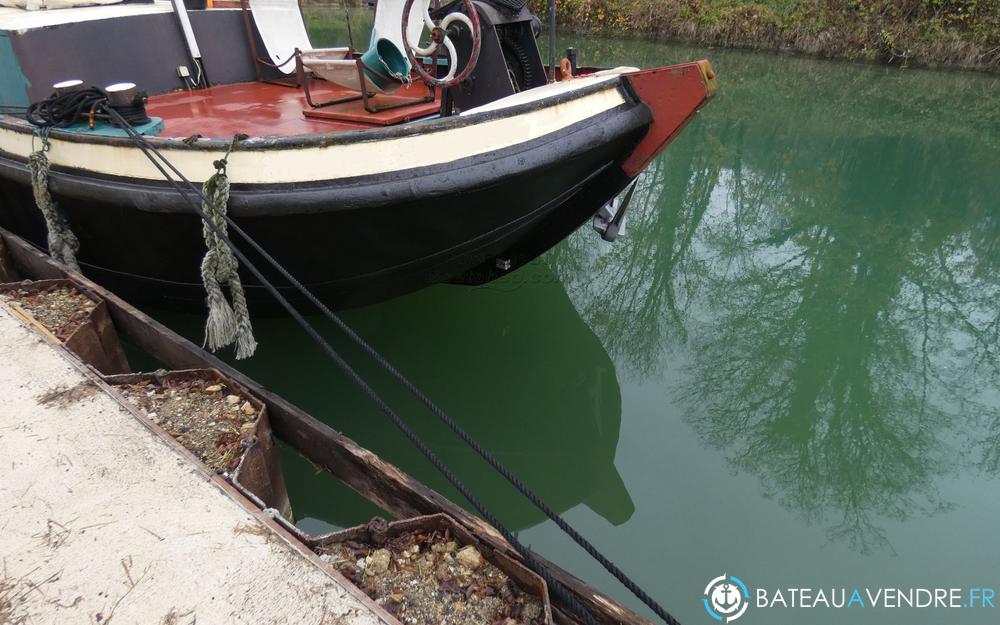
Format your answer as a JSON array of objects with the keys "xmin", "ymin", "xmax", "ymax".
[{"xmin": 540, "ymin": 0, "xmax": 1000, "ymax": 71}]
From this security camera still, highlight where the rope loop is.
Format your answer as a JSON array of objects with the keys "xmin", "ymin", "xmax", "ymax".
[
  {"xmin": 101, "ymin": 106, "xmax": 681, "ymax": 625},
  {"xmin": 32, "ymin": 127, "xmax": 52, "ymax": 154},
  {"xmin": 199, "ymin": 134, "xmax": 257, "ymax": 360},
  {"xmin": 28, "ymin": 128, "xmax": 80, "ymax": 271}
]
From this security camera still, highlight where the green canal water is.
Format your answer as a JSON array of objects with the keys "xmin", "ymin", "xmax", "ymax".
[{"xmin": 151, "ymin": 13, "xmax": 1000, "ymax": 625}]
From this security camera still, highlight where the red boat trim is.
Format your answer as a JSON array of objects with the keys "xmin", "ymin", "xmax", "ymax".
[{"xmin": 620, "ymin": 60, "xmax": 717, "ymax": 178}]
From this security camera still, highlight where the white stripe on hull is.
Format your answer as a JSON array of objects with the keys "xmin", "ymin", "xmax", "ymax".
[{"xmin": 0, "ymin": 85, "xmax": 626, "ymax": 185}]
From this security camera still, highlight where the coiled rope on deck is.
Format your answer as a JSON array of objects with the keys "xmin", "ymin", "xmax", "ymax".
[
  {"xmin": 26, "ymin": 86, "xmax": 150, "ymax": 129},
  {"xmin": 28, "ymin": 131, "xmax": 80, "ymax": 272},
  {"xmin": 200, "ymin": 135, "xmax": 257, "ymax": 360},
  {"xmin": 20, "ymin": 87, "xmax": 153, "ymax": 274},
  {"xmin": 100, "ymin": 107, "xmax": 681, "ymax": 625}
]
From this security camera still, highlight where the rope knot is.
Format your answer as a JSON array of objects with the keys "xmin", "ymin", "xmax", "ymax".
[
  {"xmin": 199, "ymin": 134, "xmax": 257, "ymax": 359},
  {"xmin": 29, "ymin": 130, "xmax": 80, "ymax": 272}
]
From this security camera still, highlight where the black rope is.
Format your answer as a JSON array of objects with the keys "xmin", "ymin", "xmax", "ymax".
[
  {"xmin": 502, "ymin": 28, "xmax": 537, "ymax": 90},
  {"xmin": 99, "ymin": 107, "xmax": 680, "ymax": 625},
  {"xmin": 26, "ymin": 87, "xmax": 149, "ymax": 129},
  {"xmin": 26, "ymin": 87, "xmax": 108, "ymax": 128},
  {"xmin": 167, "ymin": 156, "xmax": 681, "ymax": 623},
  {"xmin": 99, "ymin": 107, "xmax": 607, "ymax": 625}
]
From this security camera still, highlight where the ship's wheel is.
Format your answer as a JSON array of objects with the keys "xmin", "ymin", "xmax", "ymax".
[{"xmin": 402, "ymin": 0, "xmax": 482, "ymax": 88}]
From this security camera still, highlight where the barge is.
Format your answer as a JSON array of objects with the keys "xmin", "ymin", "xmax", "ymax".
[{"xmin": 0, "ymin": 0, "xmax": 715, "ymax": 309}]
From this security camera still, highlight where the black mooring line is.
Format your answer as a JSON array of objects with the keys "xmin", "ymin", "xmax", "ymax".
[{"xmin": 100, "ymin": 106, "xmax": 681, "ymax": 625}]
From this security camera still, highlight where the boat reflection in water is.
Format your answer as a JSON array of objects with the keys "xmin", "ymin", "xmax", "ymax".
[
  {"xmin": 549, "ymin": 40, "xmax": 1000, "ymax": 554},
  {"xmin": 148, "ymin": 263, "xmax": 632, "ymax": 533}
]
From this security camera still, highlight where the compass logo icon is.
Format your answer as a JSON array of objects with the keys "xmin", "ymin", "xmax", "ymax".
[{"xmin": 703, "ymin": 574, "xmax": 749, "ymax": 622}]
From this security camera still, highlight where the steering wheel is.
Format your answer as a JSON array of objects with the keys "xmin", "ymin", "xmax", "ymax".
[{"xmin": 402, "ymin": 0, "xmax": 482, "ymax": 88}]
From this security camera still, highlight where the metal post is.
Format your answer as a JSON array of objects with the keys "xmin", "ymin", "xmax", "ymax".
[
  {"xmin": 548, "ymin": 0, "xmax": 556, "ymax": 82},
  {"xmin": 170, "ymin": 0, "xmax": 202, "ymax": 61},
  {"xmin": 171, "ymin": 0, "xmax": 204, "ymax": 86}
]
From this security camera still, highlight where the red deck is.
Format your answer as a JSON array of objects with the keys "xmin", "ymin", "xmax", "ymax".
[{"xmin": 146, "ymin": 81, "xmax": 441, "ymax": 139}]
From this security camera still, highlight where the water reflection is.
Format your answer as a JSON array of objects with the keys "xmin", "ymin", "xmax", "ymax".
[
  {"xmin": 548, "ymin": 115, "xmax": 723, "ymax": 376},
  {"xmin": 550, "ymin": 42, "xmax": 1000, "ymax": 552},
  {"xmin": 151, "ymin": 265, "xmax": 633, "ymax": 531}
]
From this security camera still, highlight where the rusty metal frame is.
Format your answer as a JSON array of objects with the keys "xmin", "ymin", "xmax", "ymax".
[
  {"xmin": 300, "ymin": 56, "xmax": 436, "ymax": 114},
  {"xmin": 297, "ymin": 55, "xmax": 366, "ymax": 108},
  {"xmin": 308, "ymin": 513, "xmax": 554, "ymax": 625},
  {"xmin": 0, "ymin": 278, "xmax": 130, "ymax": 375},
  {"xmin": 354, "ymin": 60, "xmax": 436, "ymax": 114},
  {"xmin": 0, "ymin": 228, "xmax": 658, "ymax": 625},
  {"xmin": 101, "ymin": 368, "xmax": 292, "ymax": 518},
  {"xmin": 238, "ymin": 0, "xmax": 434, "ymax": 114},
  {"xmin": 239, "ymin": 0, "xmax": 301, "ymax": 87}
]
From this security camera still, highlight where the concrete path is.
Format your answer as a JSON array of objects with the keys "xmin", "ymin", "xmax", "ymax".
[{"xmin": 0, "ymin": 306, "xmax": 388, "ymax": 625}]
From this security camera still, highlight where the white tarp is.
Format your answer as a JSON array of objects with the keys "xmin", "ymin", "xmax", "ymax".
[
  {"xmin": 371, "ymin": 0, "xmax": 424, "ymax": 55},
  {"xmin": 247, "ymin": 0, "xmax": 313, "ymax": 72},
  {"xmin": 248, "ymin": 0, "xmax": 424, "ymax": 74}
]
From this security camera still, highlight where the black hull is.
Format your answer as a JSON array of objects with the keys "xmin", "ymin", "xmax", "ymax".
[{"xmin": 0, "ymin": 105, "xmax": 647, "ymax": 311}]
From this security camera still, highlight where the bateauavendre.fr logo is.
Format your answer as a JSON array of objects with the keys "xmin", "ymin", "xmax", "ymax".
[
  {"xmin": 702, "ymin": 575, "xmax": 996, "ymax": 622},
  {"xmin": 703, "ymin": 574, "xmax": 750, "ymax": 622}
]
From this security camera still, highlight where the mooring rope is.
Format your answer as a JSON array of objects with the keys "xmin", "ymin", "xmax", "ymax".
[
  {"xmin": 199, "ymin": 135, "xmax": 257, "ymax": 360},
  {"xmin": 20, "ymin": 87, "xmax": 152, "ymax": 273},
  {"xmin": 26, "ymin": 86, "xmax": 150, "ymax": 129},
  {"xmin": 100, "ymin": 107, "xmax": 681, "ymax": 625},
  {"xmin": 27, "ymin": 130, "xmax": 81, "ymax": 272}
]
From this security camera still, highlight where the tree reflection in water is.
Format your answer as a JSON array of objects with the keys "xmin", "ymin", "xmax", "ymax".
[{"xmin": 549, "ymin": 43, "xmax": 1000, "ymax": 552}]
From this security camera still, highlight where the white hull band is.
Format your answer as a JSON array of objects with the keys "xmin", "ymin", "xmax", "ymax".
[{"xmin": 0, "ymin": 81, "xmax": 627, "ymax": 186}]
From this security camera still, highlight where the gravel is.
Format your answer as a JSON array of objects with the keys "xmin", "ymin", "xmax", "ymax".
[
  {"xmin": 2, "ymin": 285, "xmax": 96, "ymax": 341},
  {"xmin": 118, "ymin": 376, "xmax": 258, "ymax": 473},
  {"xmin": 316, "ymin": 523, "xmax": 545, "ymax": 625}
]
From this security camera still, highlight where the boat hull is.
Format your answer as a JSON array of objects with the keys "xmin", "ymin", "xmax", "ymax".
[{"xmin": 0, "ymin": 103, "xmax": 646, "ymax": 310}]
